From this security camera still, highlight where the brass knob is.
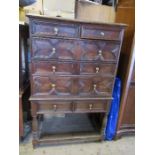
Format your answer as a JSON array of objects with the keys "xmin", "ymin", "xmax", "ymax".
[
  {"xmin": 52, "ymin": 66, "xmax": 56, "ymax": 73},
  {"xmin": 52, "ymin": 48, "xmax": 56, "ymax": 54},
  {"xmin": 100, "ymin": 32, "xmax": 105, "ymax": 36},
  {"xmin": 93, "ymin": 84, "xmax": 97, "ymax": 89},
  {"xmin": 89, "ymin": 104, "xmax": 93, "ymax": 110},
  {"xmin": 93, "ymin": 84, "xmax": 97, "ymax": 91},
  {"xmin": 53, "ymin": 105, "xmax": 57, "ymax": 111},
  {"xmin": 98, "ymin": 50, "xmax": 102, "ymax": 56},
  {"xmin": 51, "ymin": 83, "xmax": 56, "ymax": 89},
  {"xmin": 54, "ymin": 27, "xmax": 58, "ymax": 35},
  {"xmin": 96, "ymin": 67, "xmax": 100, "ymax": 73}
]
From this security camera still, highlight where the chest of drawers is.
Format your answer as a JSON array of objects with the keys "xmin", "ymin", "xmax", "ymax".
[{"xmin": 28, "ymin": 15, "xmax": 126, "ymax": 147}]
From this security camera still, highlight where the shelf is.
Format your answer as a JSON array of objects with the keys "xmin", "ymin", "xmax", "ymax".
[{"xmin": 34, "ymin": 113, "xmax": 103, "ymax": 146}]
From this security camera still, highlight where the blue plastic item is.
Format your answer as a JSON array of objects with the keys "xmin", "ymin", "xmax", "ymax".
[{"xmin": 105, "ymin": 77, "xmax": 122, "ymax": 140}]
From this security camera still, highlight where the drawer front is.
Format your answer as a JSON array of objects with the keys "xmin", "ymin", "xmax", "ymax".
[
  {"xmin": 32, "ymin": 37, "xmax": 120, "ymax": 61},
  {"xmin": 81, "ymin": 25, "xmax": 122, "ymax": 41},
  {"xmin": 80, "ymin": 40, "xmax": 120, "ymax": 61},
  {"xmin": 31, "ymin": 38, "xmax": 77, "ymax": 60},
  {"xmin": 32, "ymin": 75, "xmax": 73, "ymax": 96},
  {"xmin": 37, "ymin": 101, "xmax": 72, "ymax": 113},
  {"xmin": 78, "ymin": 76, "xmax": 114, "ymax": 97},
  {"xmin": 75, "ymin": 100, "xmax": 109, "ymax": 113},
  {"xmin": 31, "ymin": 61, "xmax": 116, "ymax": 76},
  {"xmin": 80, "ymin": 63, "xmax": 116, "ymax": 76},
  {"xmin": 31, "ymin": 61, "xmax": 74, "ymax": 75},
  {"xmin": 31, "ymin": 20, "xmax": 79, "ymax": 38},
  {"xmin": 32, "ymin": 75, "xmax": 113, "ymax": 98}
]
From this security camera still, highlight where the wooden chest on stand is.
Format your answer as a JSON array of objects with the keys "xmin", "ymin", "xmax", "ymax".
[{"xmin": 28, "ymin": 14, "xmax": 126, "ymax": 147}]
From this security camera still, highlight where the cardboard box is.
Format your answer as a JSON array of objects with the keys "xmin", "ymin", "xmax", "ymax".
[
  {"xmin": 76, "ymin": 1, "xmax": 116, "ymax": 23},
  {"xmin": 43, "ymin": 0, "xmax": 76, "ymax": 19}
]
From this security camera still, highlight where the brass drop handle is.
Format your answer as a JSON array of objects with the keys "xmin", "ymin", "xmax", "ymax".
[
  {"xmin": 53, "ymin": 104, "xmax": 57, "ymax": 111},
  {"xmin": 96, "ymin": 67, "xmax": 100, "ymax": 73},
  {"xmin": 52, "ymin": 66, "xmax": 56, "ymax": 73},
  {"xmin": 100, "ymin": 32, "xmax": 105, "ymax": 36},
  {"xmin": 93, "ymin": 84, "xmax": 97, "ymax": 90},
  {"xmin": 89, "ymin": 104, "xmax": 93, "ymax": 110},
  {"xmin": 98, "ymin": 50, "xmax": 102, "ymax": 56},
  {"xmin": 52, "ymin": 48, "xmax": 56, "ymax": 54},
  {"xmin": 51, "ymin": 83, "xmax": 56, "ymax": 89},
  {"xmin": 54, "ymin": 27, "xmax": 58, "ymax": 35}
]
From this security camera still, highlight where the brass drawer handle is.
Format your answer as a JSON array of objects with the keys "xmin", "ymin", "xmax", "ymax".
[
  {"xmin": 52, "ymin": 48, "xmax": 56, "ymax": 54},
  {"xmin": 54, "ymin": 27, "xmax": 59, "ymax": 35},
  {"xmin": 93, "ymin": 84, "xmax": 97, "ymax": 90},
  {"xmin": 89, "ymin": 104, "xmax": 93, "ymax": 110},
  {"xmin": 98, "ymin": 50, "xmax": 104, "ymax": 60},
  {"xmin": 98, "ymin": 50, "xmax": 102, "ymax": 56},
  {"xmin": 100, "ymin": 32, "xmax": 105, "ymax": 36},
  {"xmin": 51, "ymin": 83, "xmax": 56, "ymax": 89},
  {"xmin": 52, "ymin": 66, "xmax": 56, "ymax": 73},
  {"xmin": 53, "ymin": 104, "xmax": 57, "ymax": 111},
  {"xmin": 96, "ymin": 67, "xmax": 100, "ymax": 73}
]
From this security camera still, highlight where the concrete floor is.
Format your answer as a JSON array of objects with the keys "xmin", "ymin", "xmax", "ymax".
[{"xmin": 20, "ymin": 135, "xmax": 135, "ymax": 155}]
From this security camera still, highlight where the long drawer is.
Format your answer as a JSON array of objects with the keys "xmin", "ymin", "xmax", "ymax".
[
  {"xmin": 36, "ymin": 100, "xmax": 110, "ymax": 114},
  {"xmin": 31, "ymin": 37, "xmax": 120, "ymax": 62},
  {"xmin": 31, "ymin": 75, "xmax": 114, "ymax": 97},
  {"xmin": 31, "ymin": 61, "xmax": 116, "ymax": 76}
]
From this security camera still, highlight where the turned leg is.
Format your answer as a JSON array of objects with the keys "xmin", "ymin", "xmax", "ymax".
[
  {"xmin": 31, "ymin": 103, "xmax": 39, "ymax": 148},
  {"xmin": 19, "ymin": 93, "xmax": 24, "ymax": 138},
  {"xmin": 100, "ymin": 112, "xmax": 108, "ymax": 141}
]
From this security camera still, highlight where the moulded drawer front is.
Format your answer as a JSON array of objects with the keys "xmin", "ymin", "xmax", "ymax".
[
  {"xmin": 32, "ymin": 76, "xmax": 73, "ymax": 96},
  {"xmin": 31, "ymin": 38, "xmax": 78, "ymax": 60},
  {"xmin": 80, "ymin": 40, "xmax": 120, "ymax": 61},
  {"xmin": 31, "ymin": 61, "xmax": 74, "ymax": 75},
  {"xmin": 81, "ymin": 25, "xmax": 122, "ymax": 41},
  {"xmin": 78, "ymin": 76, "xmax": 114, "ymax": 97},
  {"xmin": 31, "ymin": 38, "xmax": 120, "ymax": 61},
  {"xmin": 31, "ymin": 20, "xmax": 79, "ymax": 38},
  {"xmin": 80, "ymin": 63, "xmax": 116, "ymax": 76},
  {"xmin": 75, "ymin": 101, "xmax": 109, "ymax": 113},
  {"xmin": 37, "ymin": 101, "xmax": 72, "ymax": 113}
]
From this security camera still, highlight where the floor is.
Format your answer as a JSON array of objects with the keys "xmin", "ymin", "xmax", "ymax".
[{"xmin": 20, "ymin": 135, "xmax": 135, "ymax": 155}]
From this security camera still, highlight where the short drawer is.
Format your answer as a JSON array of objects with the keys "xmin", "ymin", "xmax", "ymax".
[
  {"xmin": 32, "ymin": 75, "xmax": 73, "ymax": 96},
  {"xmin": 31, "ymin": 38, "xmax": 77, "ymax": 60},
  {"xmin": 31, "ymin": 61, "xmax": 74, "ymax": 75},
  {"xmin": 75, "ymin": 101, "xmax": 109, "ymax": 113},
  {"xmin": 80, "ymin": 63, "xmax": 116, "ymax": 76},
  {"xmin": 37, "ymin": 101, "xmax": 72, "ymax": 113},
  {"xmin": 80, "ymin": 40, "xmax": 120, "ymax": 62},
  {"xmin": 31, "ymin": 20, "xmax": 79, "ymax": 38},
  {"xmin": 78, "ymin": 76, "xmax": 114, "ymax": 97},
  {"xmin": 81, "ymin": 25, "xmax": 122, "ymax": 41}
]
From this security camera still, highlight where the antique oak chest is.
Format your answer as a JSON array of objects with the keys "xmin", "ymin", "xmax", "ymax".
[{"xmin": 28, "ymin": 14, "xmax": 126, "ymax": 147}]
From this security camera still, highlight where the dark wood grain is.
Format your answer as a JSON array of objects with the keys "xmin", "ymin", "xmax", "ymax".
[
  {"xmin": 31, "ymin": 20, "xmax": 79, "ymax": 38},
  {"xmin": 31, "ymin": 75, "xmax": 114, "ymax": 98},
  {"xmin": 31, "ymin": 37, "xmax": 121, "ymax": 62},
  {"xmin": 28, "ymin": 15, "xmax": 125, "ymax": 147},
  {"xmin": 81, "ymin": 24, "xmax": 123, "ymax": 41}
]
